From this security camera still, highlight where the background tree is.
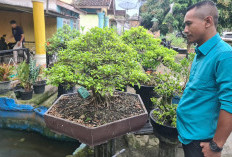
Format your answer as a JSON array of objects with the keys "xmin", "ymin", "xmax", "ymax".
[
  {"xmin": 140, "ymin": 0, "xmax": 232, "ymax": 35},
  {"xmin": 140, "ymin": 0, "xmax": 172, "ymax": 35}
]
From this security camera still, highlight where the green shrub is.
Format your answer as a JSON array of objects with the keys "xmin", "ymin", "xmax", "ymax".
[
  {"xmin": 165, "ymin": 33, "xmax": 187, "ymax": 48},
  {"xmin": 46, "ymin": 25, "xmax": 80, "ymax": 55}
]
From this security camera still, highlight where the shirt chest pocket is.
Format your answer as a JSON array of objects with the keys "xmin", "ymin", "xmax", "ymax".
[{"xmin": 190, "ymin": 73, "xmax": 217, "ymax": 90}]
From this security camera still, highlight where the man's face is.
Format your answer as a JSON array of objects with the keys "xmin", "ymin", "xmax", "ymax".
[
  {"xmin": 184, "ymin": 8, "xmax": 206, "ymax": 44},
  {"xmin": 11, "ymin": 24, "xmax": 16, "ymax": 28}
]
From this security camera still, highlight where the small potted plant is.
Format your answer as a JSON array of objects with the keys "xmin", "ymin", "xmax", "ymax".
[
  {"xmin": 29, "ymin": 59, "xmax": 46, "ymax": 94},
  {"xmin": 149, "ymin": 72, "xmax": 182, "ymax": 141},
  {"xmin": 44, "ymin": 27, "xmax": 149, "ymax": 146},
  {"xmin": 0, "ymin": 64, "xmax": 14, "ymax": 94},
  {"xmin": 16, "ymin": 61, "xmax": 33, "ymax": 100}
]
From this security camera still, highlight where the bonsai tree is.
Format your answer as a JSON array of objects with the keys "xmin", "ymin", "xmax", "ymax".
[
  {"xmin": 121, "ymin": 26, "xmax": 178, "ymax": 71},
  {"xmin": 151, "ymin": 72, "xmax": 182, "ymax": 127},
  {"xmin": 0, "ymin": 64, "xmax": 14, "ymax": 82},
  {"xmin": 46, "ymin": 27, "xmax": 148, "ymax": 106}
]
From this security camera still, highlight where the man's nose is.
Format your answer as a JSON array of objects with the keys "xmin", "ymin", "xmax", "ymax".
[{"xmin": 183, "ymin": 26, "xmax": 188, "ymax": 34}]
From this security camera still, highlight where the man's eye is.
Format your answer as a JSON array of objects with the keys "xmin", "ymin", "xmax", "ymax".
[{"xmin": 185, "ymin": 22, "xmax": 191, "ymax": 26}]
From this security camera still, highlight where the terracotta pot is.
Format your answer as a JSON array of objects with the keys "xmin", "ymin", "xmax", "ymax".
[{"xmin": 44, "ymin": 92, "xmax": 148, "ymax": 146}]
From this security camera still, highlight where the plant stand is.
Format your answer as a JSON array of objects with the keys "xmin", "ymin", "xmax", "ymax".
[
  {"xmin": 94, "ymin": 139, "xmax": 115, "ymax": 157},
  {"xmin": 158, "ymin": 140, "xmax": 179, "ymax": 157}
]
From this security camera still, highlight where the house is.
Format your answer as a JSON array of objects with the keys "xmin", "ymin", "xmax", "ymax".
[{"xmin": 74, "ymin": 0, "xmax": 125, "ymax": 33}]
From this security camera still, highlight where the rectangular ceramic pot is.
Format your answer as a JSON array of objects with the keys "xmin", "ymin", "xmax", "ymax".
[{"xmin": 44, "ymin": 92, "xmax": 148, "ymax": 146}]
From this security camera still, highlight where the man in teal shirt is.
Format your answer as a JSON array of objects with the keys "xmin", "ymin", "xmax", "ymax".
[{"xmin": 177, "ymin": 1, "xmax": 232, "ymax": 157}]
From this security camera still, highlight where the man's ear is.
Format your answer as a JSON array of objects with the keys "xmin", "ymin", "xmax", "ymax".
[{"xmin": 205, "ymin": 16, "xmax": 214, "ymax": 28}]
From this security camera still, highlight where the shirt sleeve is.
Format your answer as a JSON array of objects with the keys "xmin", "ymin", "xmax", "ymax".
[{"xmin": 216, "ymin": 54, "xmax": 232, "ymax": 114}]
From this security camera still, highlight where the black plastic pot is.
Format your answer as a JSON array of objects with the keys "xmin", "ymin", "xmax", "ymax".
[
  {"xmin": 13, "ymin": 84, "xmax": 24, "ymax": 99},
  {"xmin": 150, "ymin": 109, "xmax": 178, "ymax": 141},
  {"xmin": 20, "ymin": 90, "xmax": 33, "ymax": 100},
  {"xmin": 133, "ymin": 85, "xmax": 159, "ymax": 113},
  {"xmin": 58, "ymin": 83, "xmax": 75, "ymax": 98},
  {"xmin": 177, "ymin": 48, "xmax": 187, "ymax": 54},
  {"xmin": 172, "ymin": 46, "xmax": 179, "ymax": 51},
  {"xmin": 33, "ymin": 80, "xmax": 46, "ymax": 94}
]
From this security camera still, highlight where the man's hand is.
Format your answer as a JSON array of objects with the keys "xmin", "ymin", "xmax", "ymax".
[{"xmin": 200, "ymin": 142, "xmax": 221, "ymax": 157}]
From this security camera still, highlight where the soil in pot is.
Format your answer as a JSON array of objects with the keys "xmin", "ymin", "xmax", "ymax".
[
  {"xmin": 20, "ymin": 90, "xmax": 33, "ymax": 100},
  {"xmin": 33, "ymin": 80, "xmax": 46, "ymax": 94},
  {"xmin": 48, "ymin": 92, "xmax": 145, "ymax": 128}
]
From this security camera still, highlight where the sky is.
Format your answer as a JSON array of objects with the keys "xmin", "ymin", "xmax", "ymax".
[{"xmin": 115, "ymin": 0, "xmax": 140, "ymax": 16}]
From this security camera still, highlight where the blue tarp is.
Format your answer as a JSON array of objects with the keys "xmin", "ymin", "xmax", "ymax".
[
  {"xmin": 34, "ymin": 106, "xmax": 48, "ymax": 117},
  {"xmin": 0, "ymin": 97, "xmax": 34, "ymax": 111}
]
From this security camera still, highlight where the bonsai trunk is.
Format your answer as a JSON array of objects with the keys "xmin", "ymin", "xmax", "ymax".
[{"xmin": 92, "ymin": 89, "xmax": 110, "ymax": 108}]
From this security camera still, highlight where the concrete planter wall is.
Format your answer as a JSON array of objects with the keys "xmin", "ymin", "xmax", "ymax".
[
  {"xmin": 44, "ymin": 92, "xmax": 148, "ymax": 146},
  {"xmin": 0, "ymin": 81, "xmax": 11, "ymax": 94}
]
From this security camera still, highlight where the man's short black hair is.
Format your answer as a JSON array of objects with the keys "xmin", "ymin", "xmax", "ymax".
[
  {"xmin": 10, "ymin": 20, "xmax": 16, "ymax": 24},
  {"xmin": 187, "ymin": 1, "xmax": 218, "ymax": 27}
]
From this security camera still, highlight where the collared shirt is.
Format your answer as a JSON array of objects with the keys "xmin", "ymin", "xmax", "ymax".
[{"xmin": 177, "ymin": 33, "xmax": 232, "ymax": 145}]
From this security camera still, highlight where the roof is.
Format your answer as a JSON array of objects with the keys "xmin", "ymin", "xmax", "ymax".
[
  {"xmin": 57, "ymin": 0, "xmax": 86, "ymax": 15},
  {"xmin": 115, "ymin": 10, "xmax": 126, "ymax": 16},
  {"xmin": 74, "ymin": 0, "xmax": 112, "ymax": 8}
]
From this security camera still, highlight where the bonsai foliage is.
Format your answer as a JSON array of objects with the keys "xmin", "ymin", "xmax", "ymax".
[
  {"xmin": 16, "ymin": 61, "xmax": 32, "ymax": 91},
  {"xmin": 45, "ymin": 63, "xmax": 78, "ymax": 88},
  {"xmin": 151, "ymin": 72, "xmax": 182, "ymax": 127},
  {"xmin": 122, "ymin": 26, "xmax": 178, "ymax": 71},
  {"xmin": 46, "ymin": 27, "xmax": 148, "ymax": 105},
  {"xmin": 46, "ymin": 24, "xmax": 80, "ymax": 55},
  {"xmin": 0, "ymin": 64, "xmax": 14, "ymax": 82}
]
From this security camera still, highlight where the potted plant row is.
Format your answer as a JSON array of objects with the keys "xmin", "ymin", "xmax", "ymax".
[
  {"xmin": 44, "ymin": 27, "xmax": 149, "ymax": 146},
  {"xmin": 149, "ymin": 52, "xmax": 196, "ymax": 142},
  {"xmin": 121, "ymin": 27, "xmax": 179, "ymax": 113},
  {"xmin": 0, "ymin": 64, "xmax": 14, "ymax": 94}
]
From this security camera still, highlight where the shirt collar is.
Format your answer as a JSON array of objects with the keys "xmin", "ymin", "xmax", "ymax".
[{"xmin": 195, "ymin": 33, "xmax": 221, "ymax": 56}]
